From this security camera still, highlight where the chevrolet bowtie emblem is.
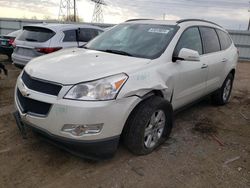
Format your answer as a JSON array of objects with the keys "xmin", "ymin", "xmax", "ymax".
[{"xmin": 20, "ymin": 81, "xmax": 30, "ymax": 97}]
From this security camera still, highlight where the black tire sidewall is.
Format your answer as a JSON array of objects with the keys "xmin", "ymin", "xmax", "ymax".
[
  {"xmin": 123, "ymin": 96, "xmax": 173, "ymax": 155},
  {"xmin": 221, "ymin": 74, "xmax": 234, "ymax": 104}
]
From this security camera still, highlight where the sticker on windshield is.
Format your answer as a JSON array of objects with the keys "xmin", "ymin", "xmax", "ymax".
[{"xmin": 148, "ymin": 28, "xmax": 170, "ymax": 34}]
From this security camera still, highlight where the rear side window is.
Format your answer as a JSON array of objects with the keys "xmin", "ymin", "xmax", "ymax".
[
  {"xmin": 174, "ymin": 27, "xmax": 203, "ymax": 56},
  {"xmin": 79, "ymin": 28, "xmax": 102, "ymax": 42},
  {"xmin": 17, "ymin": 27, "xmax": 55, "ymax": 42},
  {"xmin": 63, "ymin": 29, "xmax": 103, "ymax": 42},
  {"xmin": 63, "ymin": 30, "xmax": 77, "ymax": 42},
  {"xmin": 199, "ymin": 27, "xmax": 220, "ymax": 54},
  {"xmin": 216, "ymin": 29, "xmax": 232, "ymax": 50}
]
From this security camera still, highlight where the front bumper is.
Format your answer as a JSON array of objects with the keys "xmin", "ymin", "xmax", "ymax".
[
  {"xmin": 14, "ymin": 74, "xmax": 142, "ymax": 158},
  {"xmin": 14, "ymin": 88, "xmax": 140, "ymax": 141},
  {"xmin": 13, "ymin": 111, "xmax": 120, "ymax": 160}
]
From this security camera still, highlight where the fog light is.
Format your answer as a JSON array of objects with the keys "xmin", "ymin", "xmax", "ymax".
[{"xmin": 61, "ymin": 124, "xmax": 103, "ymax": 136}]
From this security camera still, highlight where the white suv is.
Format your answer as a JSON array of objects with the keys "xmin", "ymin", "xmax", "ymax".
[
  {"xmin": 13, "ymin": 19, "xmax": 238, "ymax": 160},
  {"xmin": 12, "ymin": 23, "xmax": 104, "ymax": 68}
]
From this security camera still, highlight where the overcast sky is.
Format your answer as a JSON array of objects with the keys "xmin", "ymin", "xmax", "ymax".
[{"xmin": 0, "ymin": 0, "xmax": 249, "ymax": 29}]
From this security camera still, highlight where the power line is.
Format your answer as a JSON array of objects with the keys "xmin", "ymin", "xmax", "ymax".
[{"xmin": 91, "ymin": 0, "xmax": 106, "ymax": 23}]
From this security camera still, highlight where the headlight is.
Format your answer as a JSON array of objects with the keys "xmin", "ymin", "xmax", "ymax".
[{"xmin": 64, "ymin": 73, "xmax": 128, "ymax": 101}]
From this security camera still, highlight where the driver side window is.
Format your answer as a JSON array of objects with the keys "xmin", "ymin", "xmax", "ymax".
[{"xmin": 174, "ymin": 27, "xmax": 203, "ymax": 57}]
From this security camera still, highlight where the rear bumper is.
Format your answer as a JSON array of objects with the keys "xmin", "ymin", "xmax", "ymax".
[
  {"xmin": 12, "ymin": 52, "xmax": 32, "ymax": 67},
  {"xmin": 13, "ymin": 111, "xmax": 120, "ymax": 160}
]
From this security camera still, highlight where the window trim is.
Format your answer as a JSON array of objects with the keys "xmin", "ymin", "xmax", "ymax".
[
  {"xmin": 215, "ymin": 29, "xmax": 222, "ymax": 51},
  {"xmin": 62, "ymin": 28, "xmax": 104, "ymax": 43},
  {"xmin": 215, "ymin": 28, "xmax": 233, "ymax": 51},
  {"xmin": 86, "ymin": 24, "xmax": 180, "ymax": 60},
  {"xmin": 172, "ymin": 26, "xmax": 204, "ymax": 62},
  {"xmin": 198, "ymin": 26, "xmax": 222, "ymax": 54},
  {"xmin": 62, "ymin": 29, "xmax": 77, "ymax": 42},
  {"xmin": 79, "ymin": 28, "xmax": 99, "ymax": 43},
  {"xmin": 172, "ymin": 25, "xmax": 229, "ymax": 61}
]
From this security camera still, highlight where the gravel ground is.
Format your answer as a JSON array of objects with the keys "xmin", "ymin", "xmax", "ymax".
[{"xmin": 0, "ymin": 54, "xmax": 249, "ymax": 188}]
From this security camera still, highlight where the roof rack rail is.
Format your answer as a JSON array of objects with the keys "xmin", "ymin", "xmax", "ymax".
[
  {"xmin": 125, "ymin": 19, "xmax": 154, "ymax": 22},
  {"xmin": 176, "ymin": 19, "xmax": 222, "ymax": 28}
]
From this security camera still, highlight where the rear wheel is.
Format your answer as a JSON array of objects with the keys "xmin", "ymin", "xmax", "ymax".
[
  {"xmin": 212, "ymin": 73, "xmax": 234, "ymax": 105},
  {"xmin": 123, "ymin": 96, "xmax": 173, "ymax": 155}
]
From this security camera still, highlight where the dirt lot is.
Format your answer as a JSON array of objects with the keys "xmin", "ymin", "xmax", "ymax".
[{"xmin": 0, "ymin": 54, "xmax": 249, "ymax": 188}]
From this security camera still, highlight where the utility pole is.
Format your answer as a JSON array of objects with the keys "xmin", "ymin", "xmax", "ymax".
[
  {"xmin": 248, "ymin": 1, "xmax": 250, "ymax": 30},
  {"xmin": 248, "ymin": 18, "xmax": 250, "ymax": 31},
  {"xmin": 74, "ymin": 0, "xmax": 76, "ymax": 22},
  {"xmin": 247, "ymin": 1, "xmax": 250, "ymax": 31}
]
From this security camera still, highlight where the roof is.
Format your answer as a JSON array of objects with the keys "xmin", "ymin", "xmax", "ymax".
[
  {"xmin": 124, "ymin": 18, "xmax": 225, "ymax": 31},
  {"xmin": 23, "ymin": 23, "xmax": 104, "ymax": 32},
  {"xmin": 123, "ymin": 19, "xmax": 177, "ymax": 26}
]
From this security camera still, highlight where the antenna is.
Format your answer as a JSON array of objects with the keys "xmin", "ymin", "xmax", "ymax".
[
  {"xmin": 58, "ymin": 0, "xmax": 78, "ymax": 22},
  {"xmin": 91, "ymin": 0, "xmax": 106, "ymax": 23}
]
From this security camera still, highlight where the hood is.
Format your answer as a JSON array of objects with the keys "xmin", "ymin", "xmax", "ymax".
[{"xmin": 25, "ymin": 48, "xmax": 150, "ymax": 84}]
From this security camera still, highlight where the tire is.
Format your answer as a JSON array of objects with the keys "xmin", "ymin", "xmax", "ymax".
[
  {"xmin": 123, "ymin": 96, "xmax": 173, "ymax": 155},
  {"xmin": 212, "ymin": 73, "xmax": 234, "ymax": 105}
]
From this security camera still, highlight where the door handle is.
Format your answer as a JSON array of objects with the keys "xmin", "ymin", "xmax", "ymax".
[
  {"xmin": 221, "ymin": 58, "xmax": 228, "ymax": 63},
  {"xmin": 201, "ymin": 64, "xmax": 208, "ymax": 69}
]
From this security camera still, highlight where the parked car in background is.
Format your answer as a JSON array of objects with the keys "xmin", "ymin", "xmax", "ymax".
[
  {"xmin": 12, "ymin": 23, "xmax": 104, "ymax": 68},
  {"xmin": 0, "ymin": 29, "xmax": 22, "ymax": 59},
  {"xmin": 13, "ymin": 19, "xmax": 238, "ymax": 160}
]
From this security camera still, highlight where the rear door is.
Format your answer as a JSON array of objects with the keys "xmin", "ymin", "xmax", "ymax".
[
  {"xmin": 199, "ymin": 27, "xmax": 225, "ymax": 94},
  {"xmin": 14, "ymin": 26, "xmax": 55, "ymax": 59},
  {"xmin": 215, "ymin": 29, "xmax": 235, "ymax": 83},
  {"xmin": 172, "ymin": 27, "xmax": 208, "ymax": 109}
]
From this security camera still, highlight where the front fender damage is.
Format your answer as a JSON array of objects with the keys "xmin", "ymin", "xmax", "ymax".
[{"xmin": 118, "ymin": 68, "xmax": 175, "ymax": 102}]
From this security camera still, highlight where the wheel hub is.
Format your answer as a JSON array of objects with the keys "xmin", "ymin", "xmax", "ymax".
[
  {"xmin": 144, "ymin": 110, "xmax": 166, "ymax": 149},
  {"xmin": 223, "ymin": 79, "xmax": 231, "ymax": 102}
]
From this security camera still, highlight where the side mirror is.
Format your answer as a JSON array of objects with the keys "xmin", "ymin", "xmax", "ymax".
[{"xmin": 175, "ymin": 48, "xmax": 200, "ymax": 61}]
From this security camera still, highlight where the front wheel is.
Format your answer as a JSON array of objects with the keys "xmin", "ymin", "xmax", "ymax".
[
  {"xmin": 123, "ymin": 96, "xmax": 173, "ymax": 155},
  {"xmin": 212, "ymin": 73, "xmax": 234, "ymax": 105}
]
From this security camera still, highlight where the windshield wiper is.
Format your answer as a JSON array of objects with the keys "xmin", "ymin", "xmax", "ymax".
[
  {"xmin": 104, "ymin": 49, "xmax": 133, "ymax": 57},
  {"xmin": 25, "ymin": 38, "xmax": 38, "ymax": 42}
]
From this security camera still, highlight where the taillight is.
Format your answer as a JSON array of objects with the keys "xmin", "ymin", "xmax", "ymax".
[
  {"xmin": 12, "ymin": 42, "xmax": 16, "ymax": 48},
  {"xmin": 8, "ymin": 38, "xmax": 14, "ymax": 45},
  {"xmin": 9, "ymin": 38, "xmax": 16, "ymax": 48},
  {"xmin": 36, "ymin": 47, "xmax": 62, "ymax": 54}
]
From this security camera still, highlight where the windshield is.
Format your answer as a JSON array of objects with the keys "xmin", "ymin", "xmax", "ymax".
[{"xmin": 85, "ymin": 23, "xmax": 178, "ymax": 59}]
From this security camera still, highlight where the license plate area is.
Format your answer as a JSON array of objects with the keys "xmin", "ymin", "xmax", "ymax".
[{"xmin": 1, "ymin": 40, "xmax": 7, "ymax": 46}]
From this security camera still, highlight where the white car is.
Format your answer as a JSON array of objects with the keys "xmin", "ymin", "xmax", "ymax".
[
  {"xmin": 13, "ymin": 19, "xmax": 238, "ymax": 160},
  {"xmin": 12, "ymin": 23, "xmax": 104, "ymax": 68}
]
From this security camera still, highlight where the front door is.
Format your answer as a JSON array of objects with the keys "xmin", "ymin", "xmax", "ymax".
[{"xmin": 171, "ymin": 27, "xmax": 208, "ymax": 109}]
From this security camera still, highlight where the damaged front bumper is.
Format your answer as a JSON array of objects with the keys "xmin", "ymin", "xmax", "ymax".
[{"xmin": 13, "ymin": 111, "xmax": 120, "ymax": 160}]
